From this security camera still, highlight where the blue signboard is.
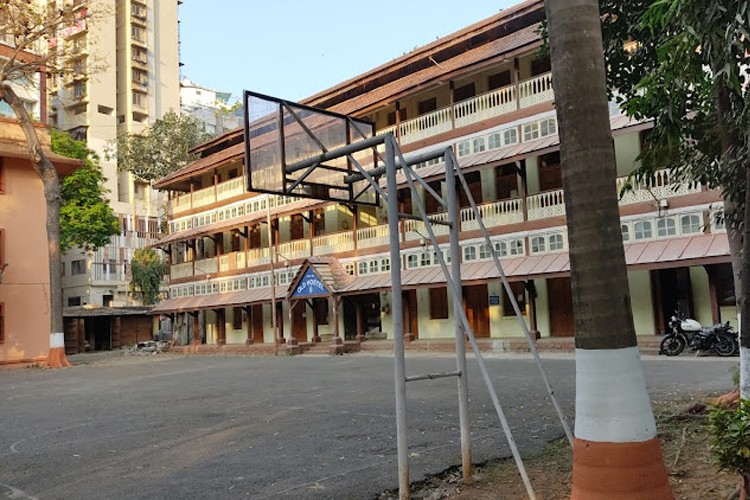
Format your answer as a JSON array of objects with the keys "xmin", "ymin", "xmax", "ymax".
[
  {"xmin": 489, "ymin": 295, "xmax": 501, "ymax": 306},
  {"xmin": 291, "ymin": 268, "xmax": 329, "ymax": 298}
]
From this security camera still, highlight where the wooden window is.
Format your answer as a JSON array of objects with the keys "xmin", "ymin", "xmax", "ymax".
[
  {"xmin": 314, "ymin": 298, "xmax": 329, "ymax": 325},
  {"xmin": 418, "ymin": 97, "xmax": 437, "ymax": 115},
  {"xmin": 503, "ymin": 282, "xmax": 526, "ymax": 316},
  {"xmin": 232, "ymin": 307, "xmax": 243, "ymax": 330},
  {"xmin": 488, "ymin": 70, "xmax": 512, "ymax": 90},
  {"xmin": 71, "ymin": 259, "xmax": 86, "ymax": 275},
  {"xmin": 0, "ymin": 303, "xmax": 4, "ymax": 343},
  {"xmin": 531, "ymin": 56, "xmax": 551, "ymax": 76},
  {"xmin": 453, "ymin": 83, "xmax": 476, "ymax": 102},
  {"xmin": 429, "ymin": 287, "xmax": 449, "ymax": 319}
]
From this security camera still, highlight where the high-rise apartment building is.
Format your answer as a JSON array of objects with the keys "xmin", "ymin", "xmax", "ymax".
[
  {"xmin": 180, "ymin": 78, "xmax": 241, "ymax": 137},
  {"xmin": 47, "ymin": 0, "xmax": 180, "ymax": 307}
]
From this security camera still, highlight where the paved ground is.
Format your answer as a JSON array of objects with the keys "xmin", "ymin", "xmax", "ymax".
[{"xmin": 0, "ymin": 352, "xmax": 737, "ymax": 499}]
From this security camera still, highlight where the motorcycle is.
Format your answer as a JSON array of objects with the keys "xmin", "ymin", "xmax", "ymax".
[
  {"xmin": 689, "ymin": 321, "xmax": 738, "ymax": 357},
  {"xmin": 660, "ymin": 311, "xmax": 738, "ymax": 357}
]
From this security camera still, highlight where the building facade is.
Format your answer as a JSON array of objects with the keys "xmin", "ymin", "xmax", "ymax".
[
  {"xmin": 47, "ymin": 0, "xmax": 180, "ymax": 308},
  {"xmin": 180, "ymin": 78, "xmax": 241, "ymax": 137},
  {"xmin": 151, "ymin": 0, "xmax": 735, "ymax": 349},
  {"xmin": 0, "ymin": 117, "xmax": 80, "ymax": 365}
]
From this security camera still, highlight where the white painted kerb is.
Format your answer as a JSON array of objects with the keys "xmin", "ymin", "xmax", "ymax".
[
  {"xmin": 575, "ymin": 346, "xmax": 657, "ymax": 443},
  {"xmin": 50, "ymin": 332, "xmax": 65, "ymax": 348}
]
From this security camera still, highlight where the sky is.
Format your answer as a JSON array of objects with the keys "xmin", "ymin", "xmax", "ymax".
[{"xmin": 179, "ymin": 0, "xmax": 521, "ymax": 104}]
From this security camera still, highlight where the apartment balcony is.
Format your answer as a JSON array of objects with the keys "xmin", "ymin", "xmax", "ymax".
[
  {"xmin": 131, "ymin": 36, "xmax": 148, "ymax": 50},
  {"xmin": 132, "ymin": 55, "xmax": 148, "ymax": 69},
  {"xmin": 132, "ymin": 81, "xmax": 149, "ymax": 92},
  {"xmin": 382, "ymin": 72, "xmax": 553, "ymax": 146}
]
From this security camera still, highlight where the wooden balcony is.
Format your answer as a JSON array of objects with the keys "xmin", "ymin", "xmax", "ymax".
[
  {"xmin": 383, "ymin": 72, "xmax": 553, "ymax": 146},
  {"xmin": 165, "ymin": 167, "xmax": 710, "ymax": 281}
]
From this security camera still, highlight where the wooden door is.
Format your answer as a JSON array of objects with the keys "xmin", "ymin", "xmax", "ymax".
[
  {"xmin": 403, "ymin": 289, "xmax": 419, "ymax": 339},
  {"xmin": 424, "ymin": 181, "xmax": 442, "ymax": 214},
  {"xmin": 539, "ymin": 152, "xmax": 562, "ymax": 192},
  {"xmin": 459, "ymin": 171, "xmax": 483, "ymax": 208},
  {"xmin": 249, "ymin": 224, "xmax": 261, "ymax": 248},
  {"xmin": 547, "ymin": 277, "xmax": 575, "ymax": 337},
  {"xmin": 290, "ymin": 214, "xmax": 304, "ymax": 240},
  {"xmin": 496, "ymin": 164, "xmax": 519, "ymax": 200},
  {"xmin": 291, "ymin": 301, "xmax": 307, "ymax": 342},
  {"xmin": 251, "ymin": 304, "xmax": 264, "ymax": 343},
  {"xmin": 463, "ymin": 284, "xmax": 490, "ymax": 338}
]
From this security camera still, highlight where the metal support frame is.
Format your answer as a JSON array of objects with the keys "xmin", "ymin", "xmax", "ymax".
[{"xmin": 273, "ymin": 130, "xmax": 574, "ymax": 500}]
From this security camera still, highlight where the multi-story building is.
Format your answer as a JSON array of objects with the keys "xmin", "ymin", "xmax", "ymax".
[
  {"xmin": 180, "ymin": 78, "xmax": 241, "ymax": 137},
  {"xmin": 47, "ymin": 0, "xmax": 180, "ymax": 307},
  {"xmin": 151, "ymin": 0, "xmax": 735, "ymax": 349}
]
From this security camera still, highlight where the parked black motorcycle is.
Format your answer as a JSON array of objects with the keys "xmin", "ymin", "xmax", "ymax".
[
  {"xmin": 688, "ymin": 322, "xmax": 738, "ymax": 357},
  {"xmin": 660, "ymin": 311, "xmax": 738, "ymax": 357}
]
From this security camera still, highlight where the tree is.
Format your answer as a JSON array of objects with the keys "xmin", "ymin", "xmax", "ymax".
[
  {"xmin": 50, "ymin": 129, "xmax": 120, "ymax": 252},
  {"xmin": 108, "ymin": 110, "xmax": 209, "ymax": 183},
  {"xmin": 544, "ymin": 0, "xmax": 672, "ymax": 497},
  {"xmin": 600, "ymin": 0, "xmax": 750, "ymax": 397},
  {"xmin": 130, "ymin": 248, "xmax": 167, "ymax": 305},
  {"xmin": 0, "ymin": 1, "xmax": 104, "ymax": 368}
]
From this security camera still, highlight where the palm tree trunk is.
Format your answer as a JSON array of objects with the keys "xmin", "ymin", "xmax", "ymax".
[
  {"xmin": 0, "ymin": 83, "xmax": 70, "ymax": 368},
  {"xmin": 544, "ymin": 1, "xmax": 671, "ymax": 497}
]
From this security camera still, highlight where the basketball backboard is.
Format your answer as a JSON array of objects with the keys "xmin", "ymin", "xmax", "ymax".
[{"xmin": 242, "ymin": 91, "xmax": 379, "ymax": 206}]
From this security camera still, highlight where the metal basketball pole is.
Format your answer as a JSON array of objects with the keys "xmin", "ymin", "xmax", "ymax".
[
  {"xmin": 385, "ymin": 137, "xmax": 410, "ymax": 499},
  {"xmin": 444, "ymin": 148, "xmax": 473, "ymax": 483}
]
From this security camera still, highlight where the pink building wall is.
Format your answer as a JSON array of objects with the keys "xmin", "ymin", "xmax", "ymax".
[{"xmin": 0, "ymin": 156, "xmax": 52, "ymax": 364}]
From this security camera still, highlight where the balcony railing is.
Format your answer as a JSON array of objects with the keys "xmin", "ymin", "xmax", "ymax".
[
  {"xmin": 277, "ymin": 239, "xmax": 310, "ymax": 260},
  {"xmin": 171, "ymin": 262, "xmax": 194, "ymax": 280},
  {"xmin": 247, "ymin": 247, "xmax": 271, "ymax": 266},
  {"xmin": 312, "ymin": 231, "xmax": 354, "ymax": 255},
  {"xmin": 194, "ymin": 257, "xmax": 218, "ymax": 275},
  {"xmin": 519, "ymin": 73, "xmax": 554, "ymax": 108},
  {"xmin": 454, "ymin": 86, "xmax": 517, "ymax": 128},
  {"xmin": 460, "ymin": 198, "xmax": 524, "ymax": 231},
  {"xmin": 404, "ymin": 212, "xmax": 450, "ymax": 240},
  {"xmin": 527, "ymin": 189, "xmax": 565, "ymax": 220},
  {"xmin": 217, "ymin": 176, "xmax": 245, "ymax": 201},
  {"xmin": 616, "ymin": 168, "xmax": 702, "ymax": 204},
  {"xmin": 357, "ymin": 224, "xmax": 390, "ymax": 248},
  {"xmin": 388, "ymin": 72, "xmax": 553, "ymax": 146}
]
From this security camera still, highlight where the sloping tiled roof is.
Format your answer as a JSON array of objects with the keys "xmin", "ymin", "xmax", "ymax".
[
  {"xmin": 321, "ymin": 23, "xmax": 542, "ymax": 117},
  {"xmin": 154, "ymin": 141, "xmax": 244, "ymax": 189},
  {"xmin": 0, "ymin": 140, "xmax": 83, "ymax": 177},
  {"xmin": 303, "ymin": 0, "xmax": 544, "ymax": 111},
  {"xmin": 339, "ymin": 234, "xmax": 730, "ymax": 294},
  {"xmin": 150, "ymin": 286, "xmax": 286, "ymax": 315}
]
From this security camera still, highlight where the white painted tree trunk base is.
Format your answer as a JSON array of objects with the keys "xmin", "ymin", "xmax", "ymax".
[
  {"xmin": 575, "ymin": 346, "xmax": 656, "ymax": 443},
  {"xmin": 740, "ymin": 345, "xmax": 750, "ymax": 399}
]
